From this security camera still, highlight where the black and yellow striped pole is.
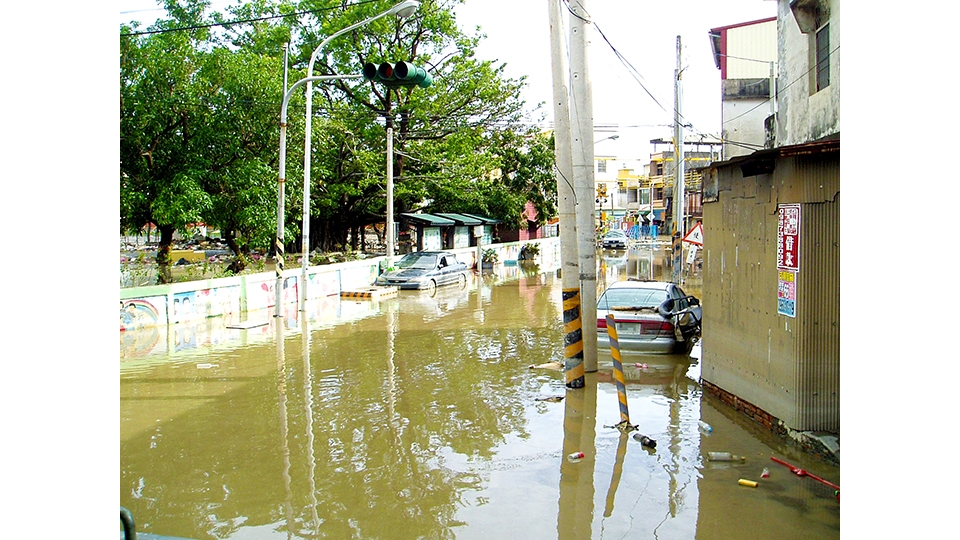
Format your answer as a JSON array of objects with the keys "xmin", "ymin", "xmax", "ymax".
[
  {"xmin": 274, "ymin": 115, "xmax": 287, "ymax": 319},
  {"xmin": 607, "ymin": 313, "xmax": 635, "ymax": 431},
  {"xmin": 563, "ymin": 288, "xmax": 585, "ymax": 389}
]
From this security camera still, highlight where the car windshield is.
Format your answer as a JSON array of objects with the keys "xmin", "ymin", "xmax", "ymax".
[
  {"xmin": 605, "ymin": 231, "xmax": 625, "ymax": 237},
  {"xmin": 598, "ymin": 287, "xmax": 667, "ymax": 309},
  {"xmin": 396, "ymin": 253, "xmax": 438, "ymax": 270}
]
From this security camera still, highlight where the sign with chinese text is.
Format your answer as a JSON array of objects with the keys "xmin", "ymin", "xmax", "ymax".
[
  {"xmin": 682, "ymin": 221, "xmax": 704, "ymax": 246},
  {"xmin": 777, "ymin": 270, "xmax": 797, "ymax": 318},
  {"xmin": 777, "ymin": 204, "xmax": 801, "ymax": 271}
]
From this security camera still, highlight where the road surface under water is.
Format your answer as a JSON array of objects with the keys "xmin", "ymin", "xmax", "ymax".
[{"xmin": 120, "ymin": 245, "xmax": 839, "ymax": 539}]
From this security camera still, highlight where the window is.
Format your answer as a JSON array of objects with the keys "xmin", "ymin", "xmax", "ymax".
[
  {"xmin": 792, "ymin": 1, "xmax": 831, "ymax": 94},
  {"xmin": 598, "ymin": 160, "xmax": 607, "ymax": 173},
  {"xmin": 815, "ymin": 22, "xmax": 830, "ymax": 91}
]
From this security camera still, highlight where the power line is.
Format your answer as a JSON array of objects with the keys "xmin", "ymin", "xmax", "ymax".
[{"xmin": 120, "ymin": 0, "xmax": 384, "ymax": 37}]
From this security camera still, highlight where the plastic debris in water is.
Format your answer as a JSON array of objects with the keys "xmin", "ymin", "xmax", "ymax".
[{"xmin": 707, "ymin": 452, "xmax": 746, "ymax": 462}]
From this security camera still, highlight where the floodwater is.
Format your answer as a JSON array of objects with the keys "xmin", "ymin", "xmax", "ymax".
[{"xmin": 120, "ymin": 245, "xmax": 840, "ymax": 539}]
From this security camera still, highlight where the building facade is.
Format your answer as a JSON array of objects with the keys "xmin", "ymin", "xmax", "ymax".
[
  {"xmin": 709, "ymin": 16, "xmax": 778, "ymax": 159},
  {"xmin": 700, "ymin": 0, "xmax": 840, "ymax": 441}
]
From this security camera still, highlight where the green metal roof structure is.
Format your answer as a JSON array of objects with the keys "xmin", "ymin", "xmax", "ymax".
[
  {"xmin": 434, "ymin": 213, "xmax": 482, "ymax": 225},
  {"xmin": 399, "ymin": 213, "xmax": 456, "ymax": 226}
]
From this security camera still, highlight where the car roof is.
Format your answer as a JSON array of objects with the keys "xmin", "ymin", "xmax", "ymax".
[{"xmin": 405, "ymin": 251, "xmax": 453, "ymax": 255}]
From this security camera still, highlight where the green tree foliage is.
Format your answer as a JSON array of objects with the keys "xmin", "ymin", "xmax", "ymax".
[
  {"xmin": 121, "ymin": 1, "xmax": 287, "ymax": 281},
  {"xmin": 121, "ymin": 0, "xmax": 556, "ymax": 274}
]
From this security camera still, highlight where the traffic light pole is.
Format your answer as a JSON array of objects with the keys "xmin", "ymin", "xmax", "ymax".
[
  {"xmin": 362, "ymin": 61, "xmax": 432, "ymax": 260},
  {"xmin": 386, "ymin": 124, "xmax": 395, "ymax": 258}
]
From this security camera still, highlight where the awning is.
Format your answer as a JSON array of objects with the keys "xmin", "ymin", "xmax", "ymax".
[
  {"xmin": 399, "ymin": 212, "xmax": 501, "ymax": 227},
  {"xmin": 399, "ymin": 213, "xmax": 455, "ymax": 226},
  {"xmin": 434, "ymin": 213, "xmax": 482, "ymax": 226},
  {"xmin": 459, "ymin": 213, "xmax": 501, "ymax": 225}
]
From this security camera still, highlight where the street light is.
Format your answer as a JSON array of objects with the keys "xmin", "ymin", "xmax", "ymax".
[
  {"xmin": 299, "ymin": 0, "xmax": 420, "ymax": 310},
  {"xmin": 275, "ymin": 74, "xmax": 363, "ymax": 319}
]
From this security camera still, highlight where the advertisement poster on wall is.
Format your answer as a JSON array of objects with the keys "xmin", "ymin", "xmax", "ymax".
[
  {"xmin": 776, "ymin": 204, "xmax": 800, "ymax": 318},
  {"xmin": 777, "ymin": 204, "xmax": 800, "ymax": 271},
  {"xmin": 777, "ymin": 270, "xmax": 797, "ymax": 317}
]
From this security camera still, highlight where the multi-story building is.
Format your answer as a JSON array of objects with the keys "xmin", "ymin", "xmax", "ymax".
[
  {"xmin": 709, "ymin": 16, "xmax": 778, "ymax": 159},
  {"xmin": 648, "ymin": 139, "xmax": 721, "ymax": 236},
  {"xmin": 700, "ymin": 0, "xmax": 840, "ymax": 449}
]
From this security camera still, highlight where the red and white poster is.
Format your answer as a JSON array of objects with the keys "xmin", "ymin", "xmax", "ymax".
[{"xmin": 777, "ymin": 204, "xmax": 800, "ymax": 271}]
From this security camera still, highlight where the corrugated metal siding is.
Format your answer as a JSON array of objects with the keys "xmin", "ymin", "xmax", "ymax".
[
  {"xmin": 793, "ymin": 155, "xmax": 840, "ymax": 431},
  {"xmin": 726, "ymin": 21, "xmax": 777, "ymax": 79},
  {"xmin": 702, "ymin": 147, "xmax": 839, "ymax": 434}
]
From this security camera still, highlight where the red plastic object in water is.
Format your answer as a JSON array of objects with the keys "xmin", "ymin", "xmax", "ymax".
[{"xmin": 770, "ymin": 456, "xmax": 840, "ymax": 492}]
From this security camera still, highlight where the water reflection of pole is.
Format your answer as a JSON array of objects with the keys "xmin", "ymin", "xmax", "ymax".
[
  {"xmin": 665, "ymin": 361, "xmax": 691, "ymax": 517},
  {"xmin": 603, "ymin": 433, "xmax": 630, "ymax": 517},
  {"xmin": 386, "ymin": 301, "xmax": 399, "ymax": 437},
  {"xmin": 301, "ymin": 314, "xmax": 320, "ymax": 533},
  {"xmin": 558, "ymin": 373, "xmax": 597, "ymax": 539},
  {"xmin": 275, "ymin": 321, "xmax": 294, "ymax": 539}
]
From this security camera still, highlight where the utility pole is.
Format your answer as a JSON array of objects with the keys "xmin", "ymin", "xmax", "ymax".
[
  {"xmin": 672, "ymin": 35, "xmax": 685, "ymax": 285},
  {"xmin": 386, "ymin": 122, "xmax": 395, "ymax": 258},
  {"xmin": 548, "ymin": 0, "xmax": 584, "ymax": 389},
  {"xmin": 569, "ymin": 0, "xmax": 598, "ymax": 374}
]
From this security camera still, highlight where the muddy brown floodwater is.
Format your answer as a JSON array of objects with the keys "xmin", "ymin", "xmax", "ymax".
[{"xmin": 121, "ymin": 245, "xmax": 839, "ymax": 539}]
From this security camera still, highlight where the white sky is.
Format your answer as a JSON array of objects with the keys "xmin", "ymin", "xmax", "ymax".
[{"xmin": 119, "ymin": 0, "xmax": 778, "ymax": 161}]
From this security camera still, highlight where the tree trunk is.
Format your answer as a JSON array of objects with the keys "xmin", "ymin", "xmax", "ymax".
[
  {"xmin": 156, "ymin": 224, "xmax": 175, "ymax": 284},
  {"xmin": 222, "ymin": 228, "xmax": 247, "ymax": 274}
]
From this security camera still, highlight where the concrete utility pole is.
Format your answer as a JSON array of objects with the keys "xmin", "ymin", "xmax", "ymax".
[
  {"xmin": 386, "ymin": 123, "xmax": 395, "ymax": 258},
  {"xmin": 548, "ymin": 0, "xmax": 584, "ymax": 389},
  {"xmin": 569, "ymin": 0, "xmax": 598, "ymax": 374},
  {"xmin": 672, "ymin": 35, "xmax": 685, "ymax": 285}
]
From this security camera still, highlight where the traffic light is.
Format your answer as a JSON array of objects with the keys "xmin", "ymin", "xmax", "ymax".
[{"xmin": 362, "ymin": 61, "xmax": 433, "ymax": 88}]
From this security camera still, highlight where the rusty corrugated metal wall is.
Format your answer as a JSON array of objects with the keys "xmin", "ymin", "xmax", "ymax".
[
  {"xmin": 702, "ymin": 146, "xmax": 838, "ymax": 432},
  {"xmin": 790, "ymin": 152, "xmax": 840, "ymax": 432}
]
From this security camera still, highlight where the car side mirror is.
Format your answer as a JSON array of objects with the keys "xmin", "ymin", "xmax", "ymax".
[{"xmin": 688, "ymin": 297, "xmax": 700, "ymax": 307}]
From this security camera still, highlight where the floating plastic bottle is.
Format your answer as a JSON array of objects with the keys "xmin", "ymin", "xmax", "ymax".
[
  {"xmin": 707, "ymin": 452, "xmax": 746, "ymax": 462},
  {"xmin": 698, "ymin": 421, "xmax": 713, "ymax": 433},
  {"xmin": 761, "ymin": 467, "xmax": 770, "ymax": 478},
  {"xmin": 568, "ymin": 452, "xmax": 585, "ymax": 461},
  {"xmin": 738, "ymin": 479, "xmax": 758, "ymax": 488}
]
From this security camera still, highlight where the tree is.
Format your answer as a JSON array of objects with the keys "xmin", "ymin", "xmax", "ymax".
[
  {"xmin": 120, "ymin": 1, "xmax": 287, "ymax": 281},
  {"xmin": 120, "ymin": 0, "xmax": 555, "ymax": 276},
  {"xmin": 288, "ymin": 0, "xmax": 553, "ymax": 250}
]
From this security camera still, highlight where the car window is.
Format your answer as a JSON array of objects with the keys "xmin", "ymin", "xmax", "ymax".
[
  {"xmin": 671, "ymin": 286, "xmax": 688, "ymax": 310},
  {"xmin": 598, "ymin": 288, "xmax": 667, "ymax": 309},
  {"xmin": 397, "ymin": 253, "xmax": 438, "ymax": 269}
]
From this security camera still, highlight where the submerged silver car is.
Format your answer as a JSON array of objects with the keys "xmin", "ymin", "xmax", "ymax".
[
  {"xmin": 375, "ymin": 251, "xmax": 468, "ymax": 292},
  {"xmin": 596, "ymin": 279, "xmax": 702, "ymax": 354},
  {"xmin": 601, "ymin": 229, "xmax": 629, "ymax": 250}
]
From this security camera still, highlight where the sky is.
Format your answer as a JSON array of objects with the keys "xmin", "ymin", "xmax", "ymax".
[{"xmin": 119, "ymin": 0, "xmax": 778, "ymax": 163}]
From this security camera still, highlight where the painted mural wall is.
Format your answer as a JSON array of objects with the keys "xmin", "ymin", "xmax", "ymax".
[{"xmin": 120, "ymin": 240, "xmax": 559, "ymax": 334}]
